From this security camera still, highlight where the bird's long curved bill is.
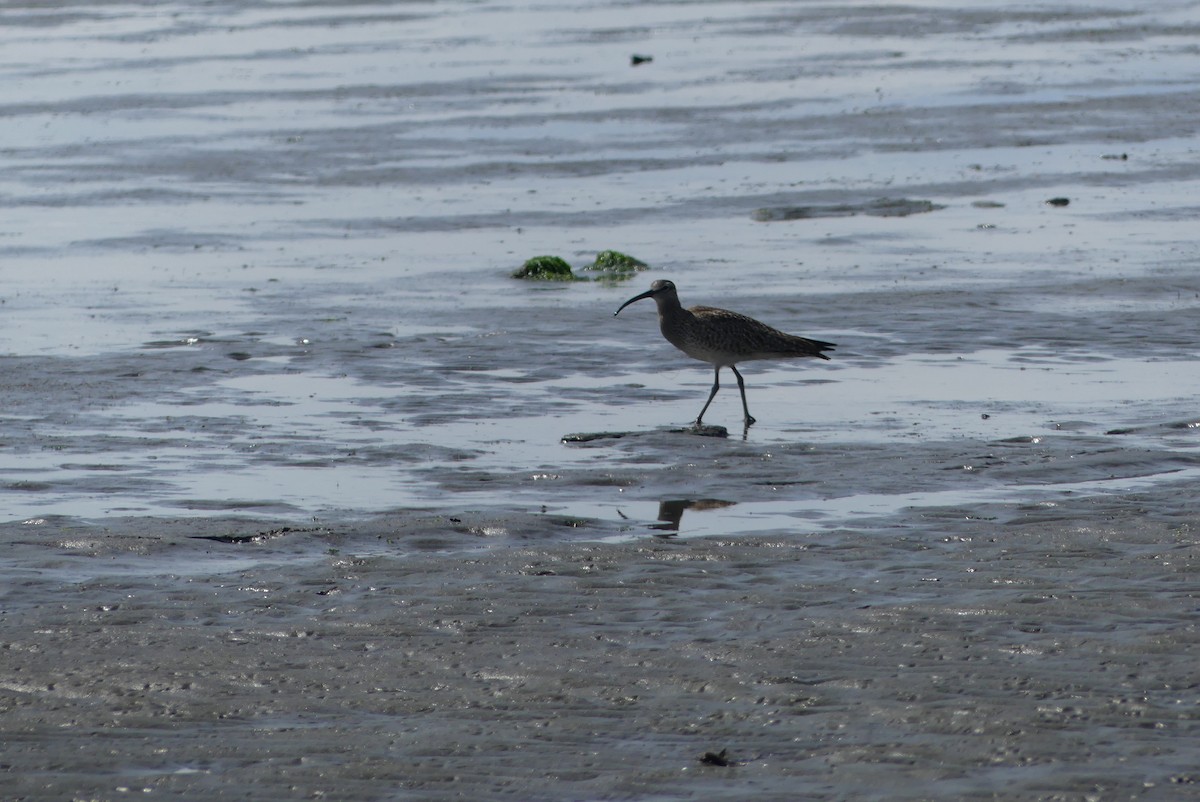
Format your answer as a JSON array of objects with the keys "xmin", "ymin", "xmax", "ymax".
[{"xmin": 614, "ymin": 289, "xmax": 655, "ymax": 316}]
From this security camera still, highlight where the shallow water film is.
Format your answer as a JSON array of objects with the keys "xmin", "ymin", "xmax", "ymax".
[{"xmin": 2, "ymin": 1, "xmax": 1198, "ymax": 799}]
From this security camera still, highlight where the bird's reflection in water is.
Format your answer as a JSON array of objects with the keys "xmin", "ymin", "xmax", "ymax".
[{"xmin": 650, "ymin": 498, "xmax": 737, "ymax": 534}]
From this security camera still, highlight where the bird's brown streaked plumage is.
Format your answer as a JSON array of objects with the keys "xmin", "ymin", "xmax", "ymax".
[{"xmin": 614, "ymin": 279, "xmax": 834, "ymax": 427}]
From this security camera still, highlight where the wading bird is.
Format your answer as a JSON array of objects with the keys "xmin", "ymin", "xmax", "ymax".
[{"xmin": 614, "ymin": 279, "xmax": 834, "ymax": 427}]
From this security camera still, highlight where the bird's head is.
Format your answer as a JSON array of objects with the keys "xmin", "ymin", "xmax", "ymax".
[{"xmin": 614, "ymin": 279, "xmax": 677, "ymax": 316}]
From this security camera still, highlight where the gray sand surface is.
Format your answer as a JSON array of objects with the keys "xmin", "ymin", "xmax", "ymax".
[{"xmin": 3, "ymin": 509, "xmax": 1197, "ymax": 800}]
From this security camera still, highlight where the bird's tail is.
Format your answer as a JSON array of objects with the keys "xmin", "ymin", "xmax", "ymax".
[{"xmin": 806, "ymin": 338, "xmax": 836, "ymax": 360}]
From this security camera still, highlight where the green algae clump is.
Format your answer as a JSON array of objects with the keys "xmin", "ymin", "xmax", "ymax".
[
  {"xmin": 512, "ymin": 255, "xmax": 577, "ymax": 281},
  {"xmin": 512, "ymin": 251, "xmax": 650, "ymax": 282},
  {"xmin": 588, "ymin": 250, "xmax": 648, "ymax": 273},
  {"xmin": 583, "ymin": 250, "xmax": 649, "ymax": 283}
]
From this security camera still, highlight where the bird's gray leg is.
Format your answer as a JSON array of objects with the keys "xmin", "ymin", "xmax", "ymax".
[
  {"xmin": 695, "ymin": 367, "xmax": 721, "ymax": 425},
  {"xmin": 731, "ymin": 366, "xmax": 756, "ymax": 426}
]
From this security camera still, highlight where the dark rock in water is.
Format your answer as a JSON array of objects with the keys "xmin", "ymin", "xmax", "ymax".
[
  {"xmin": 630, "ymin": 54, "xmax": 653, "ymax": 66},
  {"xmin": 699, "ymin": 748, "xmax": 735, "ymax": 767},
  {"xmin": 753, "ymin": 197, "xmax": 945, "ymax": 221},
  {"xmin": 192, "ymin": 525, "xmax": 320, "ymax": 544},
  {"xmin": 561, "ymin": 431, "xmax": 632, "ymax": 443},
  {"xmin": 1106, "ymin": 418, "xmax": 1200, "ymax": 436},
  {"xmin": 512, "ymin": 255, "xmax": 577, "ymax": 280},
  {"xmin": 562, "ymin": 424, "xmax": 728, "ymax": 443},
  {"xmin": 682, "ymin": 424, "xmax": 728, "ymax": 438},
  {"xmin": 1046, "ymin": 197, "xmax": 1071, "ymax": 207}
]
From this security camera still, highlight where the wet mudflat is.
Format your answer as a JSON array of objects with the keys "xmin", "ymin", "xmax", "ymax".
[
  {"xmin": 3, "ymin": 511, "xmax": 1197, "ymax": 801},
  {"xmin": 2, "ymin": 0, "xmax": 1199, "ymax": 799}
]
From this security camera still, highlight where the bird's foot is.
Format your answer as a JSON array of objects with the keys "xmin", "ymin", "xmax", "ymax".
[{"xmin": 744, "ymin": 415, "xmax": 757, "ymax": 427}]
